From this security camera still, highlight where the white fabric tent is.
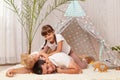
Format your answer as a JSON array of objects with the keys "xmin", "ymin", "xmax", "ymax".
[{"xmin": 56, "ymin": 17, "xmax": 120, "ymax": 67}]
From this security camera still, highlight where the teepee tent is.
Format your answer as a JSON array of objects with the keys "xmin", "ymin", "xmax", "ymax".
[{"xmin": 55, "ymin": 1, "xmax": 120, "ymax": 67}]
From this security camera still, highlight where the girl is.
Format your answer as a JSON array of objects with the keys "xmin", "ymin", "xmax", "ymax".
[{"xmin": 40, "ymin": 24, "xmax": 88, "ymax": 69}]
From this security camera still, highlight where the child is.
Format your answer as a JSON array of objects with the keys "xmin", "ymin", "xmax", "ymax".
[{"xmin": 40, "ymin": 24, "xmax": 88, "ymax": 69}]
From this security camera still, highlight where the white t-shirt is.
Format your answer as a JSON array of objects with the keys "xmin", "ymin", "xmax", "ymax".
[
  {"xmin": 45, "ymin": 34, "xmax": 71, "ymax": 54},
  {"xmin": 48, "ymin": 52, "xmax": 72, "ymax": 68},
  {"xmin": 31, "ymin": 52, "xmax": 72, "ymax": 68}
]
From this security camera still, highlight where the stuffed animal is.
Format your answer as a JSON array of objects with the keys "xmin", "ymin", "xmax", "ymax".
[
  {"xmin": 84, "ymin": 56, "xmax": 95, "ymax": 64},
  {"xmin": 93, "ymin": 62, "xmax": 108, "ymax": 72},
  {"xmin": 115, "ymin": 66, "xmax": 120, "ymax": 70},
  {"xmin": 79, "ymin": 55, "xmax": 95, "ymax": 64}
]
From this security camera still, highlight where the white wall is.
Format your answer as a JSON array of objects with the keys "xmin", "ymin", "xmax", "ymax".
[{"xmin": 80, "ymin": 0, "xmax": 120, "ymax": 46}]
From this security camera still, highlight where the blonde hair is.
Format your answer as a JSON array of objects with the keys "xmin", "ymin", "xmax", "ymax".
[{"xmin": 23, "ymin": 55, "xmax": 36, "ymax": 69}]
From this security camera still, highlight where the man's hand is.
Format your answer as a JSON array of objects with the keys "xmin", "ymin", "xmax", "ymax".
[
  {"xmin": 6, "ymin": 67, "xmax": 32, "ymax": 77},
  {"xmin": 6, "ymin": 69, "xmax": 15, "ymax": 77}
]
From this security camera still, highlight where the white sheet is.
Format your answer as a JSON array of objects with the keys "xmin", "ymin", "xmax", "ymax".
[{"xmin": 0, "ymin": 64, "xmax": 120, "ymax": 80}]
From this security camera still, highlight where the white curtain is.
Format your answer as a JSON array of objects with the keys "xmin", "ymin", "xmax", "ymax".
[{"xmin": 0, "ymin": 0, "xmax": 23, "ymax": 64}]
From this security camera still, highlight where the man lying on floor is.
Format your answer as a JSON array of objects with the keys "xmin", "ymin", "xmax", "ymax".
[{"xmin": 6, "ymin": 52, "xmax": 85, "ymax": 77}]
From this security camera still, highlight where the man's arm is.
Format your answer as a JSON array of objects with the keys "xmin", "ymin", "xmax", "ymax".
[
  {"xmin": 6, "ymin": 67, "xmax": 32, "ymax": 77},
  {"xmin": 57, "ymin": 60, "xmax": 82, "ymax": 74},
  {"xmin": 57, "ymin": 68, "xmax": 80, "ymax": 74}
]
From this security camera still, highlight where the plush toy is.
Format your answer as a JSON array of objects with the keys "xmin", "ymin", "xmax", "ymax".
[
  {"xmin": 84, "ymin": 56, "xmax": 95, "ymax": 64},
  {"xmin": 79, "ymin": 55, "xmax": 95, "ymax": 64},
  {"xmin": 93, "ymin": 62, "xmax": 108, "ymax": 72},
  {"xmin": 115, "ymin": 66, "xmax": 120, "ymax": 70}
]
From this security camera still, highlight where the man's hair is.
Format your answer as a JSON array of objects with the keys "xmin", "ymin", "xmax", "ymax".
[{"xmin": 32, "ymin": 60, "xmax": 46, "ymax": 74}]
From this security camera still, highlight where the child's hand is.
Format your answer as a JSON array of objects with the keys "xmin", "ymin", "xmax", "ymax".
[
  {"xmin": 6, "ymin": 69, "xmax": 15, "ymax": 77},
  {"xmin": 39, "ymin": 55, "xmax": 46, "ymax": 61}
]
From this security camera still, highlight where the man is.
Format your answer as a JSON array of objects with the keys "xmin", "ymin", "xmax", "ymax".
[{"xmin": 6, "ymin": 52, "xmax": 82, "ymax": 77}]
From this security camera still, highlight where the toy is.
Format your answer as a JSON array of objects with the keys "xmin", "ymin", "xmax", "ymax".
[
  {"xmin": 115, "ymin": 66, "xmax": 120, "ymax": 70},
  {"xmin": 79, "ymin": 55, "xmax": 95, "ymax": 64},
  {"xmin": 93, "ymin": 62, "xmax": 108, "ymax": 72},
  {"xmin": 84, "ymin": 56, "xmax": 95, "ymax": 64}
]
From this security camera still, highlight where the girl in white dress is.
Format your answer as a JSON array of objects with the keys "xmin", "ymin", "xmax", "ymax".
[{"xmin": 40, "ymin": 24, "xmax": 88, "ymax": 69}]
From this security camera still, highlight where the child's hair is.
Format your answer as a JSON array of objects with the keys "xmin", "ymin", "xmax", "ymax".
[
  {"xmin": 41, "ymin": 25, "xmax": 54, "ymax": 36},
  {"xmin": 23, "ymin": 55, "xmax": 36, "ymax": 69},
  {"xmin": 32, "ymin": 60, "xmax": 46, "ymax": 74},
  {"xmin": 41, "ymin": 25, "xmax": 57, "ymax": 49}
]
